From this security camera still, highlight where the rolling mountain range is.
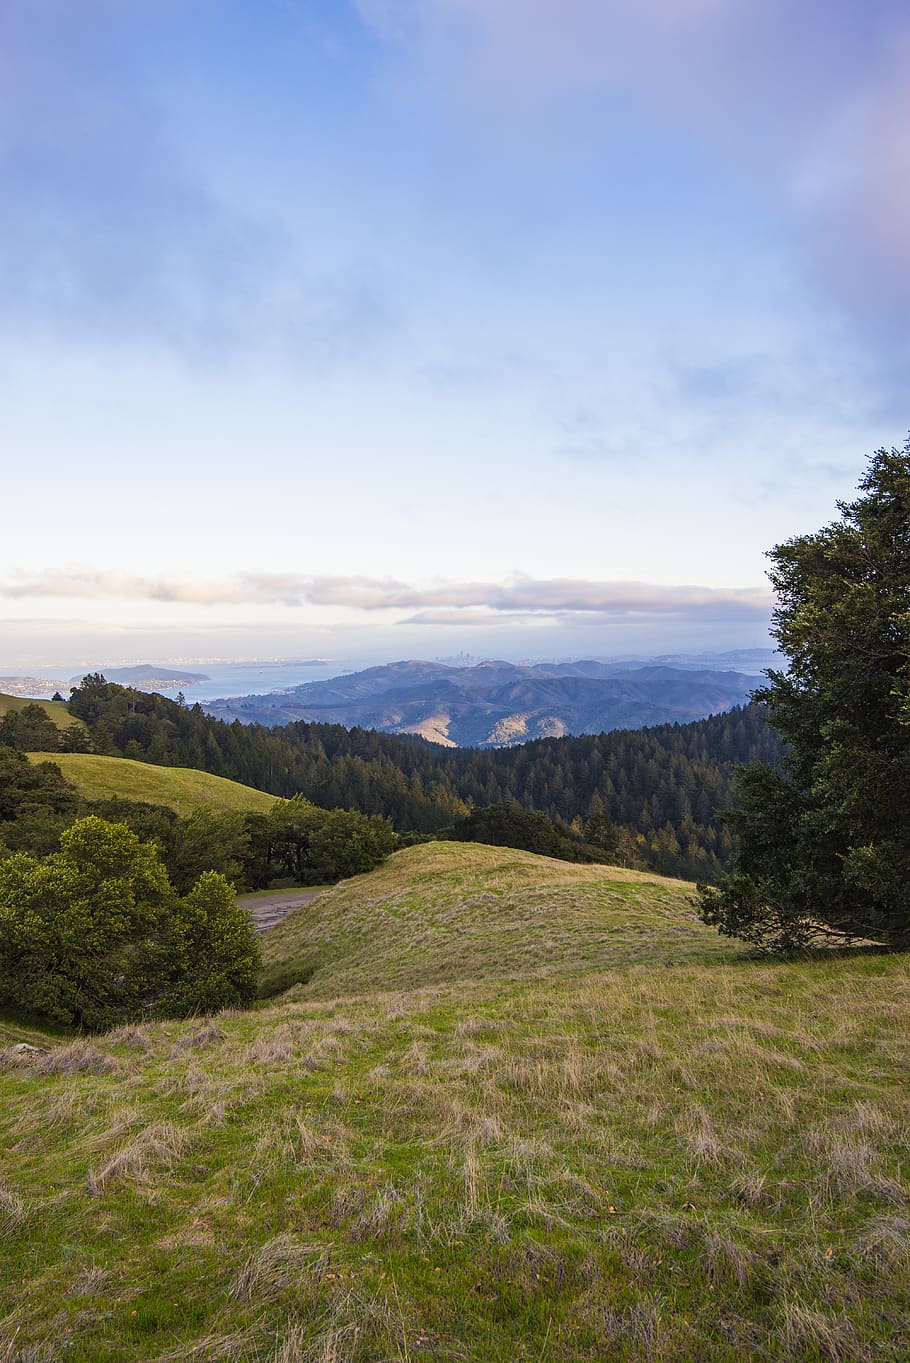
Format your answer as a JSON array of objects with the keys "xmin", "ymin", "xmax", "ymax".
[{"xmin": 204, "ymin": 657, "xmax": 765, "ymax": 747}]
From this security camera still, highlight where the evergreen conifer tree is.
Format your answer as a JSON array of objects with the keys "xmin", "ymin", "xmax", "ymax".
[{"xmin": 698, "ymin": 440, "xmax": 910, "ymax": 950}]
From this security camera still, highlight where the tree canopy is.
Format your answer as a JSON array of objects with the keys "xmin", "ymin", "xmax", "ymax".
[
  {"xmin": 0, "ymin": 816, "xmax": 260, "ymax": 1029},
  {"xmin": 698, "ymin": 440, "xmax": 910, "ymax": 950}
]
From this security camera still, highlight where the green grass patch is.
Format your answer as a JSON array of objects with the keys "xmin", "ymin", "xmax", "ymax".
[
  {"xmin": 26, "ymin": 753, "xmax": 277, "ymax": 818},
  {"xmin": 1, "ymin": 951, "xmax": 908, "ymax": 1360},
  {"xmin": 0, "ymin": 1012, "xmax": 66, "ymax": 1049},
  {"xmin": 0, "ymin": 692, "xmax": 87, "ymax": 733}
]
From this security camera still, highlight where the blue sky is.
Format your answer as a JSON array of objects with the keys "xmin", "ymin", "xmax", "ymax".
[{"xmin": 1, "ymin": 0, "xmax": 907, "ymax": 670}]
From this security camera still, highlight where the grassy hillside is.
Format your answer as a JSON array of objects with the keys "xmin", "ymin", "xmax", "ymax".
[
  {"xmin": 27, "ymin": 752, "xmax": 277, "ymax": 817},
  {"xmin": 0, "ymin": 692, "xmax": 86, "ymax": 732},
  {"xmin": 2, "ymin": 845, "xmax": 908, "ymax": 1360},
  {"xmin": 259, "ymin": 841, "xmax": 741, "ymax": 998},
  {"xmin": 2, "ymin": 953, "xmax": 908, "ymax": 1361}
]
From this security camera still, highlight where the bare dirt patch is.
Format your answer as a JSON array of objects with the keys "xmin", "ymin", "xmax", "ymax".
[{"xmin": 237, "ymin": 889, "xmax": 326, "ymax": 934}]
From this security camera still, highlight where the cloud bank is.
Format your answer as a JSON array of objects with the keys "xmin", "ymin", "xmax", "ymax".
[{"xmin": 0, "ymin": 568, "xmax": 772, "ymax": 621}]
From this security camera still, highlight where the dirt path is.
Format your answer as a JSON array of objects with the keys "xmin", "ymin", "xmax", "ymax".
[{"xmin": 236, "ymin": 888, "xmax": 326, "ymax": 934}]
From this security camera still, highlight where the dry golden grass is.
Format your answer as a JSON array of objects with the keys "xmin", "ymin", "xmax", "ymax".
[{"xmin": 86, "ymin": 1121, "xmax": 189, "ymax": 1197}]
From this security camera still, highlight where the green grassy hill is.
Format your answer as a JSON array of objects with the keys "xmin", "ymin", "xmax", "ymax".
[
  {"xmin": 2, "ymin": 844, "xmax": 908, "ymax": 1362},
  {"xmin": 260, "ymin": 841, "xmax": 740, "ymax": 998},
  {"xmin": 0, "ymin": 692, "xmax": 87, "ymax": 732},
  {"xmin": 27, "ymin": 751, "xmax": 276, "ymax": 817}
]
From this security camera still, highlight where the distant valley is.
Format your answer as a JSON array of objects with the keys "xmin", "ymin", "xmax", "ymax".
[{"xmin": 204, "ymin": 656, "xmax": 767, "ymax": 746}]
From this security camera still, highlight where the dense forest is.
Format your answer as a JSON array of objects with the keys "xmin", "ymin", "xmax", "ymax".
[{"xmin": 1, "ymin": 676, "xmax": 781, "ymax": 880}]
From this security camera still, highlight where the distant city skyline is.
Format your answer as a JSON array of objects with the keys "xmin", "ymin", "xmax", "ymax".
[{"xmin": 2, "ymin": 1, "xmax": 906, "ymax": 667}]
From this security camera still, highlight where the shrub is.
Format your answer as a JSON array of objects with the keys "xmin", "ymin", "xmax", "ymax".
[{"xmin": 0, "ymin": 816, "xmax": 260, "ymax": 1029}]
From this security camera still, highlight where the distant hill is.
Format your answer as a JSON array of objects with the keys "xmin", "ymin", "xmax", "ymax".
[
  {"xmin": 205, "ymin": 657, "xmax": 762, "ymax": 746},
  {"xmin": 28, "ymin": 752, "xmax": 276, "ymax": 818},
  {"xmin": 69, "ymin": 664, "xmax": 209, "ymax": 690},
  {"xmin": 593, "ymin": 647, "xmax": 779, "ymax": 672}
]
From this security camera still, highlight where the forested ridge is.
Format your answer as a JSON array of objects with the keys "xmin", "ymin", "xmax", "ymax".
[{"xmin": 0, "ymin": 676, "xmax": 781, "ymax": 879}]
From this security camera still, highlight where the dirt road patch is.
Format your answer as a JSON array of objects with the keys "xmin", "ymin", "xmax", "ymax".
[{"xmin": 237, "ymin": 889, "xmax": 327, "ymax": 934}]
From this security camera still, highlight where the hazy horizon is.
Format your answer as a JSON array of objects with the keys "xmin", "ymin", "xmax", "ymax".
[
  {"xmin": 2, "ymin": 643, "xmax": 781, "ymax": 706},
  {"xmin": 1, "ymin": 628, "xmax": 778, "ymax": 679}
]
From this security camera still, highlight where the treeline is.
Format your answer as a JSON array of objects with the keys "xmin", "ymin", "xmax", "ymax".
[
  {"xmin": 0, "ymin": 747, "xmax": 396, "ymax": 892},
  {"xmin": 8, "ymin": 676, "xmax": 782, "ymax": 879},
  {"xmin": 445, "ymin": 801, "xmax": 622, "ymax": 865},
  {"xmin": 0, "ymin": 703, "xmax": 90, "ymax": 754}
]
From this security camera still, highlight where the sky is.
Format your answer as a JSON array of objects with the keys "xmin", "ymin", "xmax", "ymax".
[{"xmin": 1, "ymin": 0, "xmax": 907, "ymax": 672}]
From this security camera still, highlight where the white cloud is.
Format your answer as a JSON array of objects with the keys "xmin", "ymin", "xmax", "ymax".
[
  {"xmin": 0, "ymin": 567, "xmax": 771, "ymax": 618},
  {"xmin": 0, "ymin": 570, "xmax": 277, "ymax": 606}
]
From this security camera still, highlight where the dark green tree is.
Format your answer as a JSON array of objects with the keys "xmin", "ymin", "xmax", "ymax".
[
  {"xmin": 583, "ymin": 811, "xmax": 619, "ymax": 859},
  {"xmin": 60, "ymin": 723, "xmax": 93, "ymax": 753},
  {"xmin": 0, "ymin": 816, "xmax": 173, "ymax": 1027},
  {"xmin": 86, "ymin": 798, "xmax": 179, "ymax": 851},
  {"xmin": 0, "ymin": 747, "xmax": 79, "ymax": 826},
  {"xmin": 252, "ymin": 797, "xmax": 396, "ymax": 886},
  {"xmin": 448, "ymin": 800, "xmax": 563, "ymax": 857},
  {"xmin": 0, "ymin": 704, "xmax": 61, "ymax": 753},
  {"xmin": 155, "ymin": 870, "xmax": 259, "ymax": 1016},
  {"xmin": 301, "ymin": 805, "xmax": 397, "ymax": 882},
  {"xmin": 166, "ymin": 808, "xmax": 251, "ymax": 894},
  {"xmin": 446, "ymin": 800, "xmax": 608, "ymax": 863},
  {"xmin": 698, "ymin": 441, "xmax": 910, "ymax": 950}
]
